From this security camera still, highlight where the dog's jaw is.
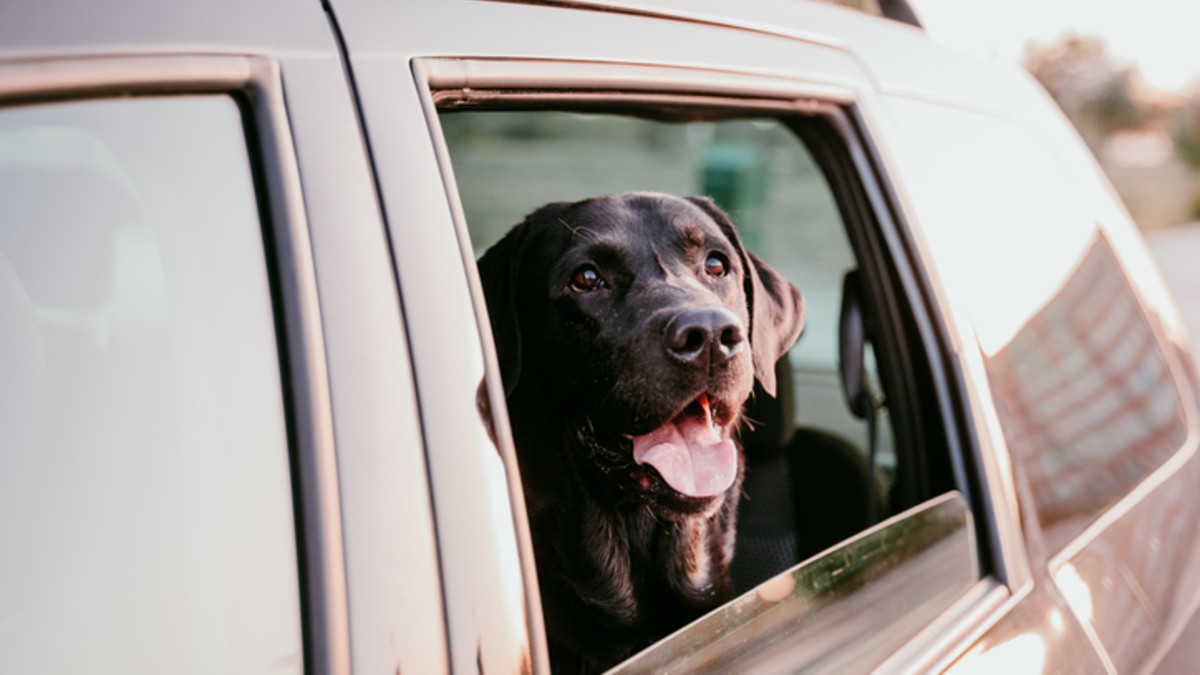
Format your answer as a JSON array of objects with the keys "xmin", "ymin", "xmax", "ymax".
[
  {"xmin": 566, "ymin": 396, "xmax": 744, "ymax": 520},
  {"xmin": 630, "ymin": 394, "xmax": 738, "ymax": 498}
]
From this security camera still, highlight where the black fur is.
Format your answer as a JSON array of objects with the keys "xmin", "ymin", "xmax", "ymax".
[{"xmin": 478, "ymin": 193, "xmax": 805, "ymax": 672}]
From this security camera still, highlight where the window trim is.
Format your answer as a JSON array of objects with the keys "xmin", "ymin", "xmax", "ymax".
[
  {"xmin": 0, "ymin": 54, "xmax": 350, "ymax": 675},
  {"xmin": 424, "ymin": 58, "xmax": 855, "ymax": 108},
  {"xmin": 415, "ymin": 55, "xmax": 1005, "ymax": 671}
]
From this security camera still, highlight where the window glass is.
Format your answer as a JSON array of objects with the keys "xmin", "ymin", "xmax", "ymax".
[
  {"xmin": 610, "ymin": 492, "xmax": 977, "ymax": 674},
  {"xmin": 0, "ymin": 96, "xmax": 301, "ymax": 673},
  {"xmin": 879, "ymin": 97, "xmax": 1189, "ymax": 554},
  {"xmin": 986, "ymin": 234, "xmax": 1187, "ymax": 552}
]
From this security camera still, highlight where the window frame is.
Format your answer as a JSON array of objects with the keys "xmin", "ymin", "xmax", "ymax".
[
  {"xmin": 0, "ymin": 55, "xmax": 350, "ymax": 675},
  {"xmin": 416, "ymin": 56, "xmax": 1004, "ymax": 671}
]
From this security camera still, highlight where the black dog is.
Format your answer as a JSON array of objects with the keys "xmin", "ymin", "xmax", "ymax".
[{"xmin": 477, "ymin": 193, "xmax": 805, "ymax": 673}]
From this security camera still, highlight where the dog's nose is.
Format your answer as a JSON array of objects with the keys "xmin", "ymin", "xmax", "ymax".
[{"xmin": 665, "ymin": 307, "xmax": 746, "ymax": 366}]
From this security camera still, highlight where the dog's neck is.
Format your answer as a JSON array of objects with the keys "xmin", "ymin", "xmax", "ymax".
[
  {"xmin": 509, "ymin": 401, "xmax": 739, "ymax": 665},
  {"xmin": 583, "ymin": 499, "xmax": 732, "ymax": 610}
]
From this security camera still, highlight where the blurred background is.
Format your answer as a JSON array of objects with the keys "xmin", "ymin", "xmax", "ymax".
[
  {"xmin": 908, "ymin": 0, "xmax": 1200, "ymax": 350},
  {"xmin": 910, "ymin": 0, "xmax": 1200, "ymax": 233}
]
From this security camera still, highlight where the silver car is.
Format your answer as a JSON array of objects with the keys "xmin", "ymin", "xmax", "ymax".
[{"xmin": 2, "ymin": 0, "xmax": 1197, "ymax": 673}]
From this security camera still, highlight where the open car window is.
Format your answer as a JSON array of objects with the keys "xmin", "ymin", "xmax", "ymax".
[{"xmin": 430, "ymin": 72, "xmax": 976, "ymax": 671}]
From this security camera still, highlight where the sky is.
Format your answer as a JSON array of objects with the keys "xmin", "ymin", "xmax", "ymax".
[{"xmin": 909, "ymin": 0, "xmax": 1200, "ymax": 93}]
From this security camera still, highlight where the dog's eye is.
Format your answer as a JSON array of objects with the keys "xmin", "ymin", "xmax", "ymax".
[
  {"xmin": 705, "ymin": 253, "xmax": 729, "ymax": 277},
  {"xmin": 571, "ymin": 265, "xmax": 604, "ymax": 292}
]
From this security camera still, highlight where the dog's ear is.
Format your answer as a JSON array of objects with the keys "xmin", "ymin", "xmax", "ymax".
[
  {"xmin": 477, "ymin": 220, "xmax": 531, "ymax": 397},
  {"xmin": 687, "ymin": 196, "xmax": 806, "ymax": 397},
  {"xmin": 477, "ymin": 202, "xmax": 570, "ymax": 397}
]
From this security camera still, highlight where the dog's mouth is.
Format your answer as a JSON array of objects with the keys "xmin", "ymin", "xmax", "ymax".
[{"xmin": 629, "ymin": 393, "xmax": 738, "ymax": 498}]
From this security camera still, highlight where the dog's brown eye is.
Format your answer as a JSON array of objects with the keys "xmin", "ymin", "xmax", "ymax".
[
  {"xmin": 571, "ymin": 265, "xmax": 603, "ymax": 292},
  {"xmin": 705, "ymin": 253, "xmax": 729, "ymax": 277}
]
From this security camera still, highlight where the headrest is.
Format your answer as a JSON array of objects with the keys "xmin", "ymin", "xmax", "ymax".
[{"xmin": 0, "ymin": 166, "xmax": 138, "ymax": 307}]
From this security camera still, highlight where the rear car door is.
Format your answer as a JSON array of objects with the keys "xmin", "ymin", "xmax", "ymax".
[{"xmin": 327, "ymin": 1, "xmax": 1071, "ymax": 671}]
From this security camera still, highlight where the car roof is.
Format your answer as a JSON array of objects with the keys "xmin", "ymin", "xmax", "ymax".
[
  {"xmin": 0, "ymin": 0, "xmax": 1042, "ymax": 126},
  {"xmin": 525, "ymin": 0, "xmax": 1037, "ymax": 113},
  {"xmin": 0, "ymin": 0, "xmax": 334, "ymax": 59}
]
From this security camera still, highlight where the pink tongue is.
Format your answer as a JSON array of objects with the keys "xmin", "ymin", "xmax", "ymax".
[{"xmin": 631, "ymin": 412, "xmax": 737, "ymax": 497}]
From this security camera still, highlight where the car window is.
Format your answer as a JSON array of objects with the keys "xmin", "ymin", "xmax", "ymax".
[
  {"xmin": 986, "ymin": 234, "xmax": 1188, "ymax": 552},
  {"xmin": 883, "ymin": 97, "xmax": 1191, "ymax": 556},
  {"xmin": 442, "ymin": 110, "xmax": 903, "ymax": 575},
  {"xmin": 0, "ymin": 96, "xmax": 302, "ymax": 673},
  {"xmin": 435, "ymin": 93, "xmax": 972, "ymax": 671}
]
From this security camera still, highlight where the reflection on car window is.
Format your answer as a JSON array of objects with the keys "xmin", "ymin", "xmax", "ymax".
[
  {"xmin": 0, "ymin": 96, "xmax": 301, "ymax": 673},
  {"xmin": 986, "ymin": 234, "xmax": 1187, "ymax": 552}
]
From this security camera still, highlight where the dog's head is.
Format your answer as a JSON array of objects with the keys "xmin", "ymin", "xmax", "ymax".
[{"xmin": 479, "ymin": 193, "xmax": 805, "ymax": 516}]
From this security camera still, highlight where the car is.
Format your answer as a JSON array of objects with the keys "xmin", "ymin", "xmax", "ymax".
[{"xmin": 2, "ymin": 0, "xmax": 1198, "ymax": 673}]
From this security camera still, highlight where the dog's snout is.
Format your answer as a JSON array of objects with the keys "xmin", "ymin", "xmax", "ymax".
[{"xmin": 665, "ymin": 307, "xmax": 746, "ymax": 366}]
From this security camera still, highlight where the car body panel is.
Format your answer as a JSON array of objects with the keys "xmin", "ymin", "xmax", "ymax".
[
  {"xmin": 0, "ymin": 0, "xmax": 332, "ymax": 58},
  {"xmin": 338, "ymin": 44, "xmax": 548, "ymax": 675},
  {"xmin": 944, "ymin": 579, "xmax": 1111, "ymax": 674},
  {"xmin": 278, "ymin": 54, "xmax": 451, "ymax": 675}
]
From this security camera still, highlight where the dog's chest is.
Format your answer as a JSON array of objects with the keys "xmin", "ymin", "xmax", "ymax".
[{"xmin": 578, "ymin": 507, "xmax": 726, "ymax": 628}]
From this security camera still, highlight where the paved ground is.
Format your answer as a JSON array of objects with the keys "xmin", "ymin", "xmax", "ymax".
[{"xmin": 1146, "ymin": 222, "xmax": 1200, "ymax": 357}]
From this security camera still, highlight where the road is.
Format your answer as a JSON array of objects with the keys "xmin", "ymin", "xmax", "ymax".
[{"xmin": 1146, "ymin": 222, "xmax": 1200, "ymax": 358}]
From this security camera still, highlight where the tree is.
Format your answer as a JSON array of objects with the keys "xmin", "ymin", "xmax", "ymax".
[
  {"xmin": 1024, "ymin": 35, "xmax": 1147, "ymax": 150},
  {"xmin": 1175, "ymin": 89, "xmax": 1200, "ymax": 169}
]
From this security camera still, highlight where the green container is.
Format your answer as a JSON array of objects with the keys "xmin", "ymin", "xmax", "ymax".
[{"xmin": 701, "ymin": 142, "xmax": 768, "ymax": 249}]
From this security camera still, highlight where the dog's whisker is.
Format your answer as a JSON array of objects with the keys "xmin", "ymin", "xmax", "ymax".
[{"xmin": 557, "ymin": 217, "xmax": 597, "ymax": 242}]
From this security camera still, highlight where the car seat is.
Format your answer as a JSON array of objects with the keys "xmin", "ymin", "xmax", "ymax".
[
  {"xmin": 733, "ymin": 273, "xmax": 891, "ymax": 591},
  {"xmin": 731, "ymin": 358, "xmax": 801, "ymax": 592}
]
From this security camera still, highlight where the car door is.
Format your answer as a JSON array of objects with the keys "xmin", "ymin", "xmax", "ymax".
[
  {"xmin": 0, "ymin": 3, "xmax": 445, "ymax": 674},
  {"xmin": 326, "ymin": 1, "xmax": 1077, "ymax": 671}
]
